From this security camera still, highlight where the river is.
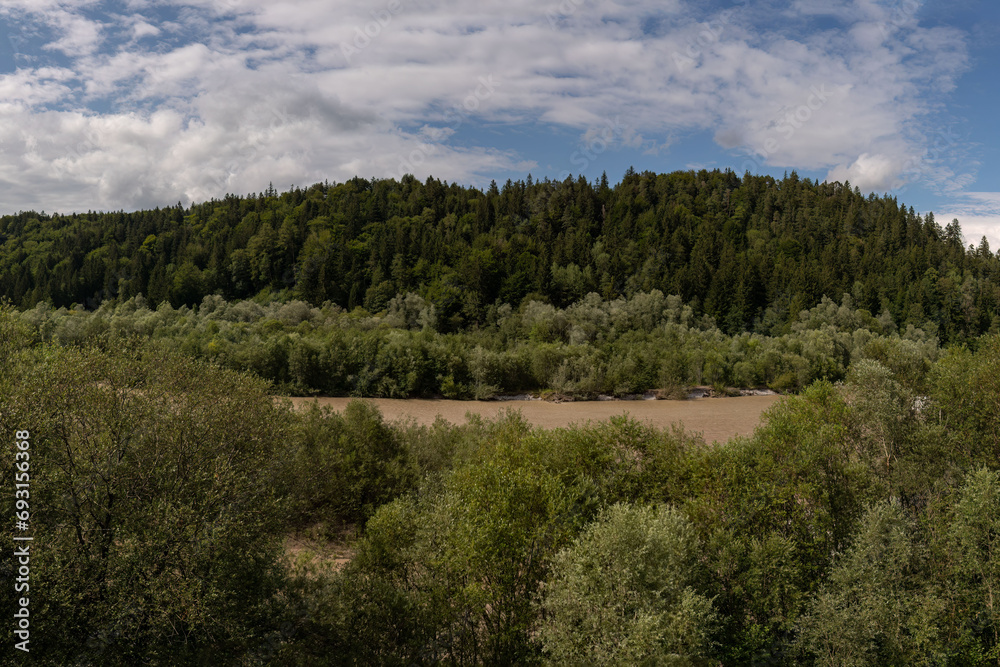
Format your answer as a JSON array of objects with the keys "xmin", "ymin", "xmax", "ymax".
[{"xmin": 284, "ymin": 394, "xmax": 783, "ymax": 444}]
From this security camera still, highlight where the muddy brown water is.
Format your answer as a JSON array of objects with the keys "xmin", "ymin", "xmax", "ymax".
[{"xmin": 284, "ymin": 395, "xmax": 783, "ymax": 444}]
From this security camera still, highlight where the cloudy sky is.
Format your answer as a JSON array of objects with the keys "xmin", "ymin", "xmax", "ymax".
[{"xmin": 0, "ymin": 0, "xmax": 997, "ymax": 246}]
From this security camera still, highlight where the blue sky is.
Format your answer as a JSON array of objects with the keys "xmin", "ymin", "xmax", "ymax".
[{"xmin": 0, "ymin": 0, "xmax": 997, "ymax": 247}]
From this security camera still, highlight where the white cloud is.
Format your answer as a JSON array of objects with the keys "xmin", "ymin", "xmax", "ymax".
[
  {"xmin": 131, "ymin": 19, "xmax": 161, "ymax": 40},
  {"xmin": 826, "ymin": 153, "xmax": 908, "ymax": 192},
  {"xmin": 0, "ymin": 67, "xmax": 76, "ymax": 106},
  {"xmin": 44, "ymin": 8, "xmax": 104, "ymax": 56},
  {"xmin": 0, "ymin": 0, "xmax": 976, "ymax": 213}
]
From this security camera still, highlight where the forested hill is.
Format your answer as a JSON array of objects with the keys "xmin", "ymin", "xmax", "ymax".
[{"xmin": 2, "ymin": 169, "xmax": 998, "ymax": 341}]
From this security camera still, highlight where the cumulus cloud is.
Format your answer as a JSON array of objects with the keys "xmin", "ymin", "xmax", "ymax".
[
  {"xmin": 44, "ymin": 8, "xmax": 104, "ymax": 56},
  {"xmin": 130, "ymin": 20, "xmax": 160, "ymax": 40},
  {"xmin": 826, "ymin": 153, "xmax": 908, "ymax": 192},
  {"xmin": 0, "ymin": 0, "xmax": 977, "ymax": 214}
]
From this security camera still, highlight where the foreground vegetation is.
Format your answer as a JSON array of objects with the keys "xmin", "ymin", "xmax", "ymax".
[
  {"xmin": 4, "ymin": 305, "xmax": 1000, "ymax": 665},
  {"xmin": 3, "ymin": 169, "xmax": 999, "ymax": 662}
]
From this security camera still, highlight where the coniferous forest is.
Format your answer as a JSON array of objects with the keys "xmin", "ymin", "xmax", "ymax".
[
  {"xmin": 3, "ymin": 170, "xmax": 1000, "ymax": 665},
  {"xmin": 2, "ymin": 170, "xmax": 997, "ymax": 343}
]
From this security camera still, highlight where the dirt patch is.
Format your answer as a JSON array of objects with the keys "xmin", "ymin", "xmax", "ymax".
[
  {"xmin": 285, "ymin": 395, "xmax": 783, "ymax": 444},
  {"xmin": 283, "ymin": 533, "xmax": 356, "ymax": 576}
]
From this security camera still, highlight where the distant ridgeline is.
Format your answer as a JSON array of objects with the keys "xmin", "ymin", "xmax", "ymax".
[{"xmin": 1, "ymin": 169, "xmax": 997, "ymax": 342}]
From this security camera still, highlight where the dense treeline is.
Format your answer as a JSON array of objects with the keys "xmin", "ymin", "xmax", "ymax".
[
  {"xmin": 4, "ymin": 308, "xmax": 1000, "ymax": 664},
  {"xmin": 2, "ymin": 170, "xmax": 999, "ymax": 342},
  {"xmin": 7, "ymin": 290, "xmax": 940, "ymax": 397}
]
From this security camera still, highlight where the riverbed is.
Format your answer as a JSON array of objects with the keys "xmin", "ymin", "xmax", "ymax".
[{"xmin": 284, "ymin": 394, "xmax": 783, "ymax": 444}]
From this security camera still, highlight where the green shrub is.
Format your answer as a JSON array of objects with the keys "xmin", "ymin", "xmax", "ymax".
[{"xmin": 538, "ymin": 503, "xmax": 718, "ymax": 665}]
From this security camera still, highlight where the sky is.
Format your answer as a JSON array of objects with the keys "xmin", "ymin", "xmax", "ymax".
[{"xmin": 0, "ymin": 0, "xmax": 997, "ymax": 248}]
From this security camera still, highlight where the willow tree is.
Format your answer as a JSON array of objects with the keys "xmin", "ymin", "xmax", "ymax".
[{"xmin": 0, "ymin": 338, "xmax": 292, "ymax": 664}]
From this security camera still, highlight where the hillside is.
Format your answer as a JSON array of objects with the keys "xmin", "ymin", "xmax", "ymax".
[{"xmin": 2, "ymin": 169, "xmax": 998, "ymax": 343}]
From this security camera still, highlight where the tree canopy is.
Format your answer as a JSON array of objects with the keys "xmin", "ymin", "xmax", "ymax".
[{"xmin": 2, "ymin": 170, "xmax": 997, "ymax": 343}]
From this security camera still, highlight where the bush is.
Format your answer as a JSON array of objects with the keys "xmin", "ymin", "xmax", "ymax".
[
  {"xmin": 795, "ymin": 500, "xmax": 945, "ymax": 665},
  {"xmin": 538, "ymin": 503, "xmax": 717, "ymax": 665},
  {"xmin": 0, "ymin": 341, "xmax": 291, "ymax": 664},
  {"xmin": 283, "ymin": 400, "xmax": 415, "ymax": 531},
  {"xmin": 928, "ymin": 335, "xmax": 1000, "ymax": 464}
]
